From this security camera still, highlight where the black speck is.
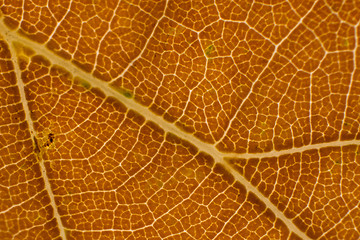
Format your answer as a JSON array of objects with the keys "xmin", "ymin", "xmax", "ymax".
[
  {"xmin": 48, "ymin": 133, "xmax": 54, "ymax": 143},
  {"xmin": 43, "ymin": 133, "xmax": 55, "ymax": 147}
]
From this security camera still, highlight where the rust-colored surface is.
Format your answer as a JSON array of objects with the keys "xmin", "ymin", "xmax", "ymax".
[{"xmin": 0, "ymin": 0, "xmax": 360, "ymax": 239}]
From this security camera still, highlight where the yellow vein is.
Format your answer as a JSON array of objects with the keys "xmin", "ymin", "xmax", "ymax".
[
  {"xmin": 2, "ymin": 29, "xmax": 67, "ymax": 240},
  {"xmin": 224, "ymin": 139, "xmax": 360, "ymax": 159}
]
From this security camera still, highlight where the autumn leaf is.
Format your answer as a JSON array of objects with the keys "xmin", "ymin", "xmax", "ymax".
[{"xmin": 0, "ymin": 1, "xmax": 360, "ymax": 240}]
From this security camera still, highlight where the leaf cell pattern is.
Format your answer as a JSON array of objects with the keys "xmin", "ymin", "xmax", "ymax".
[{"xmin": 0, "ymin": 0, "xmax": 360, "ymax": 239}]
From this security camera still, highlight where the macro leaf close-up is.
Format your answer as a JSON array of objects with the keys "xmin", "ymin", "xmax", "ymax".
[{"xmin": 0, "ymin": 0, "xmax": 360, "ymax": 239}]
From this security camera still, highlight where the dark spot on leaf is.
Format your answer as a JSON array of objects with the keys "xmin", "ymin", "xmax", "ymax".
[
  {"xmin": 48, "ymin": 133, "xmax": 54, "ymax": 143},
  {"xmin": 123, "ymin": 91, "xmax": 132, "ymax": 98},
  {"xmin": 33, "ymin": 137, "xmax": 40, "ymax": 153},
  {"xmin": 80, "ymin": 80, "xmax": 90, "ymax": 89},
  {"xmin": 113, "ymin": 86, "xmax": 133, "ymax": 98},
  {"xmin": 205, "ymin": 44, "xmax": 214, "ymax": 57},
  {"xmin": 43, "ymin": 133, "xmax": 55, "ymax": 147}
]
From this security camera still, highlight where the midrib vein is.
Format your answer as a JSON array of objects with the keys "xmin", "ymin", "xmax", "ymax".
[
  {"xmin": 2, "ymin": 29, "xmax": 68, "ymax": 240},
  {"xmin": 7, "ymin": 20, "xmax": 360, "ymax": 240}
]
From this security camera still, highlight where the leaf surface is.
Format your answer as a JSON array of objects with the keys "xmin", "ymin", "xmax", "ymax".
[{"xmin": 0, "ymin": 0, "xmax": 360, "ymax": 239}]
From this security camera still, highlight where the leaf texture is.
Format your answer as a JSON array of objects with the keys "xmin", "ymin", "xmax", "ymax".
[{"xmin": 0, "ymin": 0, "xmax": 360, "ymax": 239}]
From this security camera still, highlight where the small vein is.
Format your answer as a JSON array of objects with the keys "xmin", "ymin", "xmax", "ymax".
[{"xmin": 109, "ymin": 0, "xmax": 170, "ymax": 83}]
